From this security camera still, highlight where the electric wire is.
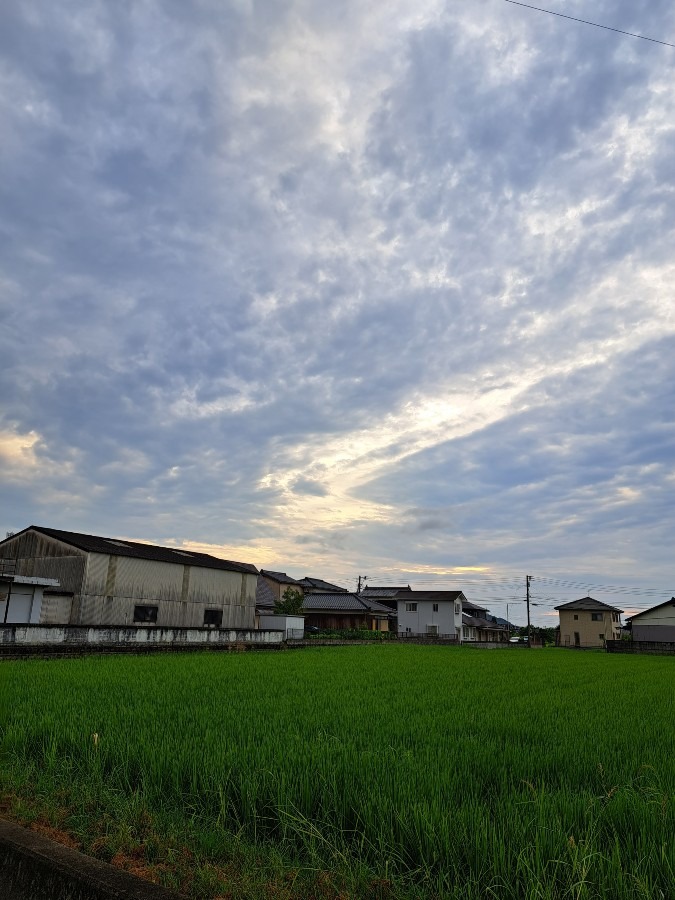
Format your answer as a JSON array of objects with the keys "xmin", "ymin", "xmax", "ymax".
[{"xmin": 502, "ymin": 0, "xmax": 675, "ymax": 49}]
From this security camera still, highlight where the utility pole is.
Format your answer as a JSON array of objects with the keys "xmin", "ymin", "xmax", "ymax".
[
  {"xmin": 357, "ymin": 575, "xmax": 368, "ymax": 594},
  {"xmin": 526, "ymin": 575, "xmax": 532, "ymax": 647}
]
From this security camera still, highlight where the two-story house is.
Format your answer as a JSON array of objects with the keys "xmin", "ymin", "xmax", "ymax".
[{"xmin": 555, "ymin": 597, "xmax": 623, "ymax": 647}]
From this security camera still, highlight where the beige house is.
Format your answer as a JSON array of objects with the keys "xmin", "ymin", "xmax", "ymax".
[
  {"xmin": 555, "ymin": 597, "xmax": 622, "ymax": 647},
  {"xmin": 0, "ymin": 526, "xmax": 258, "ymax": 630}
]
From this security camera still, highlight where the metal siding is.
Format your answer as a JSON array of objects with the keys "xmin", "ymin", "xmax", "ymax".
[
  {"xmin": 114, "ymin": 557, "xmax": 184, "ymax": 601},
  {"xmin": 0, "ymin": 531, "xmax": 87, "ymax": 595},
  {"xmin": 84, "ymin": 553, "xmax": 110, "ymax": 596},
  {"xmin": 187, "ymin": 567, "xmax": 242, "ymax": 605},
  {"xmin": 80, "ymin": 595, "xmax": 104, "ymax": 624},
  {"xmin": 40, "ymin": 594, "xmax": 73, "ymax": 625}
]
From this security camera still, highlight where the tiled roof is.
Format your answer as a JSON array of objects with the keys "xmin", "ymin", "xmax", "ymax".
[
  {"xmin": 362, "ymin": 586, "xmax": 412, "ymax": 597},
  {"xmin": 298, "ymin": 577, "xmax": 349, "ymax": 593},
  {"xmin": 302, "ymin": 592, "xmax": 392, "ymax": 614},
  {"xmin": 260, "ymin": 569, "xmax": 302, "ymax": 585},
  {"xmin": 554, "ymin": 596, "xmax": 623, "ymax": 613},
  {"xmin": 462, "ymin": 613, "xmax": 508, "ymax": 630},
  {"xmin": 462, "ymin": 599, "xmax": 487, "ymax": 612},
  {"xmin": 15, "ymin": 526, "xmax": 258, "ymax": 575},
  {"xmin": 256, "ymin": 577, "xmax": 277, "ymax": 609},
  {"xmin": 394, "ymin": 589, "xmax": 465, "ymax": 602}
]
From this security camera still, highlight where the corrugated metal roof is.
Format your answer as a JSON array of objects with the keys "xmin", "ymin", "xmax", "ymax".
[
  {"xmin": 554, "ymin": 596, "xmax": 623, "ymax": 613},
  {"xmin": 21, "ymin": 526, "xmax": 258, "ymax": 575}
]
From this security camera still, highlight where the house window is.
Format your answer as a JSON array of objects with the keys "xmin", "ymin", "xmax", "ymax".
[
  {"xmin": 405, "ymin": 602, "xmax": 417, "ymax": 612},
  {"xmin": 591, "ymin": 612, "xmax": 603, "ymax": 621},
  {"xmin": 433, "ymin": 603, "xmax": 439, "ymax": 613},
  {"xmin": 574, "ymin": 614, "xmax": 578, "ymax": 620},
  {"xmin": 599, "ymin": 634, "xmax": 605, "ymax": 640},
  {"xmin": 455, "ymin": 603, "xmax": 460, "ymax": 615},
  {"xmin": 405, "ymin": 627, "xmax": 412, "ymax": 633},
  {"xmin": 133, "ymin": 604, "xmax": 158, "ymax": 624},
  {"xmin": 204, "ymin": 609, "xmax": 223, "ymax": 627}
]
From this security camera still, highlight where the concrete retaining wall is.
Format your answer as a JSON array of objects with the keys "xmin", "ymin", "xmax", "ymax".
[
  {"xmin": 0, "ymin": 818, "xmax": 184, "ymax": 900},
  {"xmin": 0, "ymin": 624, "xmax": 284, "ymax": 659}
]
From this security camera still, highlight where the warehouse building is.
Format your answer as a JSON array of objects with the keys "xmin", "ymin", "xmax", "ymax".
[{"xmin": 0, "ymin": 526, "xmax": 258, "ymax": 630}]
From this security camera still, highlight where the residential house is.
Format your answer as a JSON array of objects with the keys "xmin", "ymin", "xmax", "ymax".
[
  {"xmin": 555, "ymin": 597, "xmax": 623, "ymax": 647},
  {"xmin": 0, "ymin": 526, "xmax": 258, "ymax": 629},
  {"xmin": 393, "ymin": 590, "xmax": 464, "ymax": 639},
  {"xmin": 301, "ymin": 592, "xmax": 392, "ymax": 631},
  {"xmin": 627, "ymin": 598, "xmax": 675, "ymax": 642},
  {"xmin": 461, "ymin": 600, "xmax": 509, "ymax": 643}
]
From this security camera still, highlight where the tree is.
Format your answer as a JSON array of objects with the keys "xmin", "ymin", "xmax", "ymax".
[{"xmin": 274, "ymin": 586, "xmax": 304, "ymax": 615}]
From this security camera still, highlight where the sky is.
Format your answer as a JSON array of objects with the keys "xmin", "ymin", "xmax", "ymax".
[{"xmin": 1, "ymin": 1, "xmax": 674, "ymax": 625}]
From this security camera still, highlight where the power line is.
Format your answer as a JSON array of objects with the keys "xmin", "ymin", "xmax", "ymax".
[{"xmin": 502, "ymin": 0, "xmax": 675, "ymax": 49}]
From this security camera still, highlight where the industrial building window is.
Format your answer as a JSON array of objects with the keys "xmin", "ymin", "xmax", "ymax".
[
  {"xmin": 203, "ymin": 609, "xmax": 223, "ymax": 627},
  {"xmin": 405, "ymin": 602, "xmax": 417, "ymax": 612},
  {"xmin": 591, "ymin": 612, "xmax": 603, "ymax": 621},
  {"xmin": 433, "ymin": 603, "xmax": 439, "ymax": 612},
  {"xmin": 133, "ymin": 605, "xmax": 158, "ymax": 624}
]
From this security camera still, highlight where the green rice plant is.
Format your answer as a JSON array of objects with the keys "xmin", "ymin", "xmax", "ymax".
[{"xmin": 0, "ymin": 646, "xmax": 673, "ymax": 898}]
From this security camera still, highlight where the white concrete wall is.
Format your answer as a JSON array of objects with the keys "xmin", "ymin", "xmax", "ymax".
[{"xmin": 0, "ymin": 624, "xmax": 284, "ymax": 646}]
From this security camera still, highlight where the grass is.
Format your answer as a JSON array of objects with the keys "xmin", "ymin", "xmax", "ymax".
[{"xmin": 0, "ymin": 646, "xmax": 673, "ymax": 898}]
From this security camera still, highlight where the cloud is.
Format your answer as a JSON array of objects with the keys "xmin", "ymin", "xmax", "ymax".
[{"xmin": 1, "ymin": 0, "xmax": 675, "ymax": 622}]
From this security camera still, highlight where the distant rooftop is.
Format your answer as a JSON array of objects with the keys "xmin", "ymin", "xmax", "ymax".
[
  {"xmin": 298, "ymin": 577, "xmax": 349, "ymax": 593},
  {"xmin": 554, "ymin": 596, "xmax": 623, "ymax": 613}
]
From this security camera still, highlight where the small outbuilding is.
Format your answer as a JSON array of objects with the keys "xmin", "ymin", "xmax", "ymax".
[{"xmin": 627, "ymin": 598, "xmax": 675, "ymax": 642}]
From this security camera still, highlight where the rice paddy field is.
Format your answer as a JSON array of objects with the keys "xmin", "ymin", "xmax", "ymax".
[{"xmin": 0, "ymin": 645, "xmax": 673, "ymax": 899}]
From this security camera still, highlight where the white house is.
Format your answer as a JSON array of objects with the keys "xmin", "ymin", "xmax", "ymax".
[{"xmin": 393, "ymin": 590, "xmax": 464, "ymax": 639}]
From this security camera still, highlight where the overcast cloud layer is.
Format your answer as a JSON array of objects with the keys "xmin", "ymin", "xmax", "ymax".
[{"xmin": 2, "ymin": 0, "xmax": 674, "ymax": 621}]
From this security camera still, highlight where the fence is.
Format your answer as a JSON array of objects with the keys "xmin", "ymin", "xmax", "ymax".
[
  {"xmin": 606, "ymin": 639, "xmax": 675, "ymax": 655},
  {"xmin": 397, "ymin": 632, "xmax": 460, "ymax": 643}
]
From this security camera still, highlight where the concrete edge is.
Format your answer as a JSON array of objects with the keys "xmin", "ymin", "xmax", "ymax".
[{"xmin": 0, "ymin": 817, "xmax": 186, "ymax": 900}]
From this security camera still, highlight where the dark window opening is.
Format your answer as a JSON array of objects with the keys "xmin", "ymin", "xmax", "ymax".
[
  {"xmin": 591, "ymin": 612, "xmax": 603, "ymax": 621},
  {"xmin": 204, "ymin": 609, "xmax": 223, "ymax": 627},
  {"xmin": 133, "ymin": 604, "xmax": 158, "ymax": 624}
]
